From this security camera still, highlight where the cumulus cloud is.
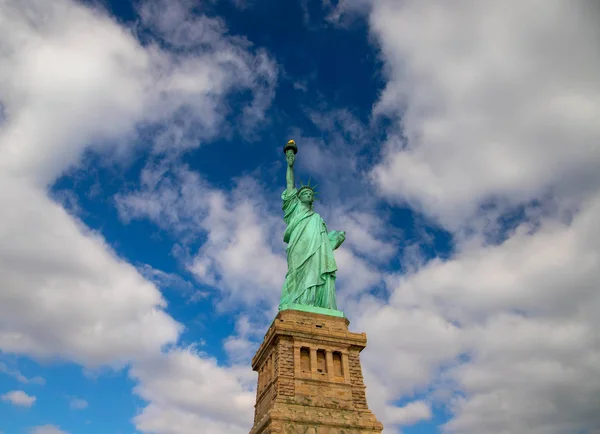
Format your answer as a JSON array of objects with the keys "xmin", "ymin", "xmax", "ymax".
[
  {"xmin": 0, "ymin": 179, "xmax": 181, "ymax": 366},
  {"xmin": 131, "ymin": 348, "xmax": 255, "ymax": 434},
  {"xmin": 367, "ymin": 0, "xmax": 600, "ymax": 231},
  {"xmin": 330, "ymin": 210, "xmax": 399, "ymax": 265},
  {"xmin": 334, "ymin": 247, "xmax": 383, "ymax": 301},
  {"xmin": 222, "ymin": 313, "xmax": 279, "ymax": 367},
  {"xmin": 384, "ymin": 400, "xmax": 432, "ymax": 427},
  {"xmin": 1, "ymin": 390, "xmax": 36, "ymax": 407},
  {"xmin": 0, "ymin": 0, "xmax": 277, "ymax": 186},
  {"xmin": 352, "ymin": 197, "xmax": 600, "ymax": 434},
  {"xmin": 0, "ymin": 0, "xmax": 276, "ymax": 367},
  {"xmin": 187, "ymin": 177, "xmax": 287, "ymax": 308}
]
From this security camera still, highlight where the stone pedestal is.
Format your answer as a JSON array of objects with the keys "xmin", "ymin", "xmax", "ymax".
[{"xmin": 249, "ymin": 309, "xmax": 383, "ymax": 434}]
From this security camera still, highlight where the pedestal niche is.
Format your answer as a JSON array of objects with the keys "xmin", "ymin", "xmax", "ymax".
[{"xmin": 249, "ymin": 309, "xmax": 384, "ymax": 434}]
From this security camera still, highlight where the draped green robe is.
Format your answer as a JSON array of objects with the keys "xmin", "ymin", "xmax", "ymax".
[{"xmin": 278, "ymin": 188, "xmax": 343, "ymax": 311}]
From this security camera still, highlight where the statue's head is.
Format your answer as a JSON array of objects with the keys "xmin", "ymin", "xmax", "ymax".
[
  {"xmin": 297, "ymin": 178, "xmax": 318, "ymax": 207},
  {"xmin": 298, "ymin": 186, "xmax": 315, "ymax": 206}
]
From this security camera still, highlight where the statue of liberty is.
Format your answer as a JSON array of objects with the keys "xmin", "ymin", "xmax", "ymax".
[{"xmin": 278, "ymin": 140, "xmax": 346, "ymax": 316}]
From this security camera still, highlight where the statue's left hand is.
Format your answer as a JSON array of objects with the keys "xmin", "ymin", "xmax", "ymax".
[{"xmin": 330, "ymin": 230, "xmax": 346, "ymax": 250}]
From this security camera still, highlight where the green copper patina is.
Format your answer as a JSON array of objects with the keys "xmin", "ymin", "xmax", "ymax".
[{"xmin": 278, "ymin": 140, "xmax": 346, "ymax": 318}]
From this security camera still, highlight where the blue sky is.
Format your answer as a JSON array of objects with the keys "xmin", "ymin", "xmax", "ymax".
[{"xmin": 1, "ymin": 1, "xmax": 600, "ymax": 434}]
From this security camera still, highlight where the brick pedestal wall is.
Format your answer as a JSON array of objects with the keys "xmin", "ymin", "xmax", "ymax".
[{"xmin": 249, "ymin": 310, "xmax": 383, "ymax": 434}]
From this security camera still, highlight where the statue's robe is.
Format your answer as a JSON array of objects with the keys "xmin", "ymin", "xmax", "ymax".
[{"xmin": 279, "ymin": 188, "xmax": 342, "ymax": 310}]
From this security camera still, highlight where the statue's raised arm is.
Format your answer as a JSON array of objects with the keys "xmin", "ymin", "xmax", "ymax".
[
  {"xmin": 278, "ymin": 139, "xmax": 346, "ymax": 317},
  {"xmin": 284, "ymin": 140, "xmax": 296, "ymax": 192}
]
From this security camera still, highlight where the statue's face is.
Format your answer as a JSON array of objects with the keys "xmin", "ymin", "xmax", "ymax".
[{"xmin": 299, "ymin": 189, "xmax": 314, "ymax": 205}]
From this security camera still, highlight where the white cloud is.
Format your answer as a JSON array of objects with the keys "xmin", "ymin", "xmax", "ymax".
[
  {"xmin": 138, "ymin": 264, "xmax": 207, "ymax": 304},
  {"xmin": 322, "ymin": 0, "xmax": 372, "ymax": 26},
  {"xmin": 332, "ymin": 211, "xmax": 398, "ymax": 263},
  {"xmin": 138, "ymin": 0, "xmax": 228, "ymax": 49},
  {"xmin": 0, "ymin": 0, "xmax": 276, "ymax": 187},
  {"xmin": 0, "ymin": 0, "xmax": 146, "ymax": 186},
  {"xmin": 0, "ymin": 0, "xmax": 276, "ymax": 368},
  {"xmin": 291, "ymin": 110, "xmax": 372, "ymax": 207},
  {"xmin": 0, "ymin": 179, "xmax": 181, "ymax": 367},
  {"xmin": 131, "ymin": 348, "xmax": 255, "ymax": 434},
  {"xmin": 223, "ymin": 314, "xmax": 274, "ymax": 365},
  {"xmin": 30, "ymin": 425, "xmax": 68, "ymax": 434},
  {"xmin": 118, "ymin": 165, "xmax": 287, "ymax": 310},
  {"xmin": 357, "ymin": 303, "xmax": 463, "ymax": 396},
  {"xmin": 351, "ymin": 194, "xmax": 600, "ymax": 433},
  {"xmin": 187, "ymin": 179, "xmax": 287, "ymax": 308},
  {"xmin": 384, "ymin": 400, "xmax": 432, "ymax": 426},
  {"xmin": 367, "ymin": 0, "xmax": 600, "ymax": 230},
  {"xmin": 137, "ymin": 0, "xmax": 277, "ymax": 141},
  {"xmin": 334, "ymin": 247, "xmax": 383, "ymax": 301},
  {"xmin": 1, "ymin": 390, "xmax": 36, "ymax": 407},
  {"xmin": 69, "ymin": 397, "xmax": 88, "ymax": 410}
]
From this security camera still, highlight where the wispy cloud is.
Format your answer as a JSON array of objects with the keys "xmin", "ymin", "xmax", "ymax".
[
  {"xmin": 0, "ymin": 362, "xmax": 45, "ymax": 385},
  {"xmin": 30, "ymin": 425, "xmax": 68, "ymax": 434},
  {"xmin": 68, "ymin": 397, "xmax": 88, "ymax": 410},
  {"xmin": 117, "ymin": 163, "xmax": 287, "ymax": 310},
  {"xmin": 138, "ymin": 264, "xmax": 208, "ymax": 304}
]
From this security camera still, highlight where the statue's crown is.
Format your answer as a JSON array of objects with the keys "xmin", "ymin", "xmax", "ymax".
[{"xmin": 298, "ymin": 178, "xmax": 319, "ymax": 199}]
